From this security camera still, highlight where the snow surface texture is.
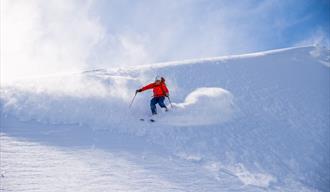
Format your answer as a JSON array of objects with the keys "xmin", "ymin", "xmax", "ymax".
[{"xmin": 1, "ymin": 46, "xmax": 329, "ymax": 191}]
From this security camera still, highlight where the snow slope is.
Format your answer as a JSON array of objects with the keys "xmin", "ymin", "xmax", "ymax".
[{"xmin": 1, "ymin": 45, "xmax": 329, "ymax": 191}]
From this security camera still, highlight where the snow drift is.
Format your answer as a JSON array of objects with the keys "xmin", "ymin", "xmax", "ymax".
[
  {"xmin": 168, "ymin": 87, "xmax": 235, "ymax": 126},
  {"xmin": 1, "ymin": 46, "xmax": 329, "ymax": 191}
]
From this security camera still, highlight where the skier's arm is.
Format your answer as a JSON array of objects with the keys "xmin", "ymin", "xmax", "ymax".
[
  {"xmin": 162, "ymin": 84, "xmax": 169, "ymax": 96},
  {"xmin": 137, "ymin": 83, "xmax": 155, "ymax": 93}
]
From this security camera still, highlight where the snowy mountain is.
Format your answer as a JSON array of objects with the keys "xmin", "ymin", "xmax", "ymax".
[{"xmin": 1, "ymin": 46, "xmax": 329, "ymax": 192}]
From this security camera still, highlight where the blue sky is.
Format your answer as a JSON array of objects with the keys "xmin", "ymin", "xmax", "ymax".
[
  {"xmin": 1, "ymin": 0, "xmax": 329, "ymax": 82},
  {"xmin": 90, "ymin": 0, "xmax": 330, "ymax": 64}
]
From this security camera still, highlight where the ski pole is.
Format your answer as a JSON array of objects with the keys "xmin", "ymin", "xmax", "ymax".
[
  {"xmin": 129, "ymin": 92, "xmax": 137, "ymax": 108},
  {"xmin": 167, "ymin": 96, "xmax": 173, "ymax": 108}
]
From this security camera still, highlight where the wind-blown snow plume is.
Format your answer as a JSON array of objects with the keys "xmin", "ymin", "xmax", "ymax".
[
  {"xmin": 0, "ymin": 0, "xmax": 104, "ymax": 84},
  {"xmin": 168, "ymin": 87, "xmax": 235, "ymax": 126}
]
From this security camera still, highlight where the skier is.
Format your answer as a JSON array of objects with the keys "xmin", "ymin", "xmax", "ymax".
[{"xmin": 136, "ymin": 76, "xmax": 169, "ymax": 115}]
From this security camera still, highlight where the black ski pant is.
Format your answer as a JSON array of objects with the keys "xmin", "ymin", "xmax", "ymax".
[{"xmin": 150, "ymin": 96, "xmax": 167, "ymax": 115}]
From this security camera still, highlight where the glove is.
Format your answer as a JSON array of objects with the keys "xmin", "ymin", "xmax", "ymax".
[
  {"xmin": 165, "ymin": 93, "xmax": 169, "ymax": 97},
  {"xmin": 136, "ymin": 89, "xmax": 142, "ymax": 94}
]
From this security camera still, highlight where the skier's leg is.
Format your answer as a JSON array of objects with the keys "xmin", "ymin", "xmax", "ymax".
[
  {"xmin": 158, "ymin": 96, "xmax": 168, "ymax": 111},
  {"xmin": 150, "ymin": 97, "xmax": 158, "ymax": 115}
]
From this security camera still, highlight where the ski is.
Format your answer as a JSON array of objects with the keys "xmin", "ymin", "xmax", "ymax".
[{"xmin": 140, "ymin": 118, "xmax": 155, "ymax": 122}]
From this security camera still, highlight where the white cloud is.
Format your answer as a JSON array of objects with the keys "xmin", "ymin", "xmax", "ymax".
[
  {"xmin": 1, "ymin": 0, "xmax": 104, "ymax": 84},
  {"xmin": 90, "ymin": 0, "xmax": 307, "ymax": 69}
]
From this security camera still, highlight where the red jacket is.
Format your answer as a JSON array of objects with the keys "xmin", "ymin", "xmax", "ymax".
[{"xmin": 140, "ymin": 81, "xmax": 169, "ymax": 97}]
